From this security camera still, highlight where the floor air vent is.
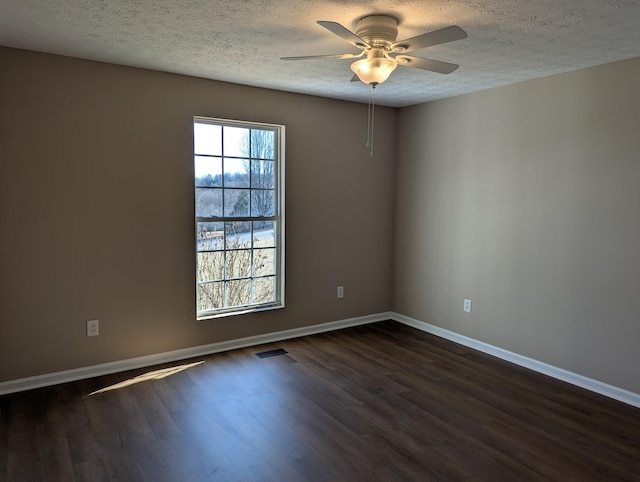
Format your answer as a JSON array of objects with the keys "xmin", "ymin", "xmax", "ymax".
[{"xmin": 255, "ymin": 348, "xmax": 288, "ymax": 359}]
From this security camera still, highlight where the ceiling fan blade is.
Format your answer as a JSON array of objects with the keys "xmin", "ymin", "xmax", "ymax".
[
  {"xmin": 350, "ymin": 74, "xmax": 360, "ymax": 82},
  {"xmin": 395, "ymin": 55, "xmax": 460, "ymax": 74},
  {"xmin": 317, "ymin": 21, "xmax": 370, "ymax": 49},
  {"xmin": 281, "ymin": 53, "xmax": 363, "ymax": 61},
  {"xmin": 392, "ymin": 25, "xmax": 467, "ymax": 53}
]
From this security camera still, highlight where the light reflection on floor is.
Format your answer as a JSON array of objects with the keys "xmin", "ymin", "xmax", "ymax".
[{"xmin": 88, "ymin": 361, "xmax": 205, "ymax": 396}]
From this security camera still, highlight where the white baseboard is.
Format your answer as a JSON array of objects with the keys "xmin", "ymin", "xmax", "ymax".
[
  {"xmin": 0, "ymin": 312, "xmax": 392, "ymax": 396},
  {"xmin": 391, "ymin": 312, "xmax": 640, "ymax": 409},
  {"xmin": 3, "ymin": 311, "xmax": 639, "ymax": 409}
]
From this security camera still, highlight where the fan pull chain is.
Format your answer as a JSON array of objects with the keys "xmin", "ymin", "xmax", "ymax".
[{"xmin": 366, "ymin": 84, "xmax": 376, "ymax": 157}]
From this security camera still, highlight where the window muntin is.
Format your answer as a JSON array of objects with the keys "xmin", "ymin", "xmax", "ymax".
[{"xmin": 194, "ymin": 118, "xmax": 284, "ymax": 319}]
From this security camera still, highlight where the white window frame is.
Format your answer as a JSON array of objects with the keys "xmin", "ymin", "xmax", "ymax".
[{"xmin": 194, "ymin": 116, "xmax": 285, "ymax": 319}]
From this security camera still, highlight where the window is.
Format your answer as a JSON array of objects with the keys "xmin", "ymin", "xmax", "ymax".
[{"xmin": 194, "ymin": 117, "xmax": 284, "ymax": 319}]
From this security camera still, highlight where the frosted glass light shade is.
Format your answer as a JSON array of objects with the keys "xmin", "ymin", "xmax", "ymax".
[{"xmin": 350, "ymin": 57, "xmax": 397, "ymax": 85}]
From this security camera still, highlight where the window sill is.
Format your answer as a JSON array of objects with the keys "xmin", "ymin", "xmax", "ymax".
[{"xmin": 197, "ymin": 302, "xmax": 284, "ymax": 321}]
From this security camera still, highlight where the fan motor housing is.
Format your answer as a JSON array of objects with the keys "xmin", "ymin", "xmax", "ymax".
[{"xmin": 355, "ymin": 15, "xmax": 398, "ymax": 48}]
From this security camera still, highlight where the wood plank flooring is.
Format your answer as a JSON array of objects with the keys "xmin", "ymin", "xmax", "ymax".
[{"xmin": 1, "ymin": 320, "xmax": 639, "ymax": 481}]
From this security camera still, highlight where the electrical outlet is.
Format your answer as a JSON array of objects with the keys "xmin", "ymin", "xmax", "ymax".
[
  {"xmin": 337, "ymin": 286, "xmax": 344, "ymax": 299},
  {"xmin": 463, "ymin": 299, "xmax": 472, "ymax": 313},
  {"xmin": 87, "ymin": 319, "xmax": 99, "ymax": 337}
]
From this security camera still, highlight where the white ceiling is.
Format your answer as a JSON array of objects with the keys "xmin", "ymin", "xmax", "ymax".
[{"xmin": 1, "ymin": 0, "xmax": 639, "ymax": 107}]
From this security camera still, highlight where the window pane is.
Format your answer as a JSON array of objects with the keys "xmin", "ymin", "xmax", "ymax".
[
  {"xmin": 197, "ymin": 281, "xmax": 223, "ymax": 311},
  {"xmin": 197, "ymin": 252, "xmax": 224, "ymax": 281},
  {"xmin": 253, "ymin": 277, "xmax": 275, "ymax": 303},
  {"xmin": 250, "ymin": 130, "xmax": 274, "ymax": 160},
  {"xmin": 224, "ymin": 158, "xmax": 249, "ymax": 187},
  {"xmin": 223, "ymin": 126, "xmax": 250, "ymax": 157},
  {"xmin": 194, "ymin": 123, "xmax": 222, "ymax": 156},
  {"xmin": 253, "ymin": 248, "xmax": 275, "ymax": 276},
  {"xmin": 195, "ymin": 156, "xmax": 222, "ymax": 187},
  {"xmin": 251, "ymin": 160, "xmax": 274, "ymax": 188},
  {"xmin": 225, "ymin": 279, "xmax": 251, "ymax": 307},
  {"xmin": 196, "ymin": 188, "xmax": 222, "ymax": 217},
  {"xmin": 225, "ymin": 221, "xmax": 251, "ymax": 249},
  {"xmin": 226, "ymin": 249, "xmax": 251, "ymax": 279},
  {"xmin": 197, "ymin": 222, "xmax": 224, "ymax": 251},
  {"xmin": 253, "ymin": 221, "xmax": 275, "ymax": 247},
  {"xmin": 251, "ymin": 190, "xmax": 274, "ymax": 217},
  {"xmin": 224, "ymin": 189, "xmax": 250, "ymax": 217}
]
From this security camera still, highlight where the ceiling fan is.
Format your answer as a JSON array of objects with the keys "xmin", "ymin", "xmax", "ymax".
[{"xmin": 281, "ymin": 15, "xmax": 467, "ymax": 86}]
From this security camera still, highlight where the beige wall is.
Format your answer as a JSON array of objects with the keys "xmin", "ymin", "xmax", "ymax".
[
  {"xmin": 394, "ymin": 57, "xmax": 640, "ymax": 393},
  {"xmin": 3, "ymin": 45, "xmax": 638, "ymax": 396},
  {"xmin": 0, "ymin": 47, "xmax": 396, "ymax": 382}
]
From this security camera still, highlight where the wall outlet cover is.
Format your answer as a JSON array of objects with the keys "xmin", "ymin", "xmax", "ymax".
[{"xmin": 87, "ymin": 319, "xmax": 100, "ymax": 336}]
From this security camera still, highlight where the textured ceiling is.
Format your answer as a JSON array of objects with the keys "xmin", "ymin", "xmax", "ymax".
[{"xmin": 1, "ymin": 0, "xmax": 639, "ymax": 107}]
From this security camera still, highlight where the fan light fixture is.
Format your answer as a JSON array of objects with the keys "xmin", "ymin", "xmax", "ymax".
[
  {"xmin": 350, "ymin": 49, "xmax": 397, "ymax": 85},
  {"xmin": 281, "ymin": 15, "xmax": 467, "ymax": 85},
  {"xmin": 281, "ymin": 15, "xmax": 467, "ymax": 154}
]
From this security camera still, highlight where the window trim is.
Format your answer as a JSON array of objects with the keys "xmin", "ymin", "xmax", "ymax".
[{"xmin": 193, "ymin": 116, "xmax": 285, "ymax": 320}]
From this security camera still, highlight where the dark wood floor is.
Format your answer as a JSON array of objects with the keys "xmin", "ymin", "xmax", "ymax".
[{"xmin": 1, "ymin": 321, "xmax": 639, "ymax": 481}]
